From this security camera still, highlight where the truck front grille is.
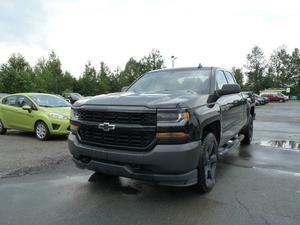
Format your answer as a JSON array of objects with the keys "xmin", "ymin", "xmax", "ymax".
[
  {"xmin": 78, "ymin": 125, "xmax": 155, "ymax": 150},
  {"xmin": 76, "ymin": 109, "xmax": 157, "ymax": 151},
  {"xmin": 78, "ymin": 110, "xmax": 156, "ymax": 126}
]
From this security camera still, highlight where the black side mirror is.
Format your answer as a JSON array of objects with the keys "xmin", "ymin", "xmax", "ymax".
[
  {"xmin": 218, "ymin": 84, "xmax": 241, "ymax": 96},
  {"xmin": 121, "ymin": 86, "xmax": 128, "ymax": 92}
]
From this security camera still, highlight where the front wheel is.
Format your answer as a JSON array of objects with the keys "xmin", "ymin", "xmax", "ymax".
[
  {"xmin": 195, "ymin": 133, "xmax": 218, "ymax": 193},
  {"xmin": 35, "ymin": 121, "xmax": 50, "ymax": 141},
  {"xmin": 0, "ymin": 120, "xmax": 7, "ymax": 135}
]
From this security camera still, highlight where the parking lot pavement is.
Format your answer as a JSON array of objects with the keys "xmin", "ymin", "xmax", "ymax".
[
  {"xmin": 0, "ymin": 102, "xmax": 300, "ymax": 225},
  {"xmin": 0, "ymin": 131, "xmax": 70, "ymax": 178},
  {"xmin": 253, "ymin": 101, "xmax": 300, "ymax": 144}
]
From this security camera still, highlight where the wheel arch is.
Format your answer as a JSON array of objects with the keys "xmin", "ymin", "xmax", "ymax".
[
  {"xmin": 201, "ymin": 119, "xmax": 221, "ymax": 145},
  {"xmin": 34, "ymin": 119, "xmax": 48, "ymax": 130}
]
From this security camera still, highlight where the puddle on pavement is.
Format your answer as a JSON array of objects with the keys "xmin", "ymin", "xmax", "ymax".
[{"xmin": 256, "ymin": 140, "xmax": 300, "ymax": 151}]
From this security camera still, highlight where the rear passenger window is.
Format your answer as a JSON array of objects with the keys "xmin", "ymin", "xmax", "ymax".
[
  {"xmin": 215, "ymin": 71, "xmax": 228, "ymax": 89},
  {"xmin": 225, "ymin": 71, "xmax": 236, "ymax": 84},
  {"xmin": 2, "ymin": 96, "xmax": 18, "ymax": 106}
]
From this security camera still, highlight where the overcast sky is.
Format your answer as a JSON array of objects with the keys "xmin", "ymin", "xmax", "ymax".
[{"xmin": 0, "ymin": 0, "xmax": 299, "ymax": 77}]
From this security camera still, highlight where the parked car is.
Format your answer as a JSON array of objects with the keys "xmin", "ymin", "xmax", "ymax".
[
  {"xmin": 62, "ymin": 93, "xmax": 83, "ymax": 104},
  {"xmin": 242, "ymin": 92, "xmax": 255, "ymax": 104},
  {"xmin": 253, "ymin": 94, "xmax": 268, "ymax": 105},
  {"xmin": 0, "ymin": 93, "xmax": 71, "ymax": 140},
  {"xmin": 0, "ymin": 93, "xmax": 9, "ymax": 99},
  {"xmin": 261, "ymin": 93, "xmax": 286, "ymax": 102},
  {"xmin": 69, "ymin": 67, "xmax": 255, "ymax": 193},
  {"xmin": 278, "ymin": 93, "xmax": 289, "ymax": 101},
  {"xmin": 261, "ymin": 96, "xmax": 270, "ymax": 104}
]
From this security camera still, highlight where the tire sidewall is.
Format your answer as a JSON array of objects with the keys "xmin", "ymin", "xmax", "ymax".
[
  {"xmin": 35, "ymin": 121, "xmax": 49, "ymax": 141},
  {"xmin": 197, "ymin": 133, "xmax": 218, "ymax": 193},
  {"xmin": 0, "ymin": 120, "xmax": 7, "ymax": 135}
]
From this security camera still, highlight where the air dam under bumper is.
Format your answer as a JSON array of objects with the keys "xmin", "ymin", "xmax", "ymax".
[{"xmin": 68, "ymin": 134, "xmax": 201, "ymax": 187}]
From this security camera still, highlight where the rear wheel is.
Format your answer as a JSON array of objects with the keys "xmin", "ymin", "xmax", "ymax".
[
  {"xmin": 0, "ymin": 120, "xmax": 7, "ymax": 135},
  {"xmin": 35, "ymin": 121, "xmax": 50, "ymax": 141},
  {"xmin": 196, "ymin": 133, "xmax": 218, "ymax": 193},
  {"xmin": 241, "ymin": 115, "xmax": 253, "ymax": 145}
]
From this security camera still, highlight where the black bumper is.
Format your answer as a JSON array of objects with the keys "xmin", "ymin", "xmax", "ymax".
[{"xmin": 68, "ymin": 134, "xmax": 201, "ymax": 187}]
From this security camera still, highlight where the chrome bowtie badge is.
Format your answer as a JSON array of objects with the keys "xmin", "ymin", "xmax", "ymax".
[{"xmin": 98, "ymin": 122, "xmax": 116, "ymax": 132}]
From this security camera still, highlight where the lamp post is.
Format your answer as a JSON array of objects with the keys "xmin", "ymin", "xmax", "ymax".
[{"xmin": 171, "ymin": 56, "xmax": 177, "ymax": 68}]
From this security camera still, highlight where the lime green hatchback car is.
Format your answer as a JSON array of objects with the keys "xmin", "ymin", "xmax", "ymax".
[{"xmin": 0, "ymin": 93, "xmax": 71, "ymax": 140}]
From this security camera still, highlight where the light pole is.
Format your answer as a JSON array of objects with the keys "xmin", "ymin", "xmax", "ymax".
[{"xmin": 171, "ymin": 56, "xmax": 177, "ymax": 68}]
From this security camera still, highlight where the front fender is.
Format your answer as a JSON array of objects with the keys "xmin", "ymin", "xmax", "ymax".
[{"xmin": 193, "ymin": 104, "xmax": 222, "ymax": 140}]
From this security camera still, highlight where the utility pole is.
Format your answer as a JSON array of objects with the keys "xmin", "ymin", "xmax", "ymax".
[{"xmin": 171, "ymin": 56, "xmax": 177, "ymax": 68}]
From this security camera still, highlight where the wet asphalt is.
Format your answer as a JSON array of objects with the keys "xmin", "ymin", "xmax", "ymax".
[{"xmin": 0, "ymin": 102, "xmax": 300, "ymax": 225}]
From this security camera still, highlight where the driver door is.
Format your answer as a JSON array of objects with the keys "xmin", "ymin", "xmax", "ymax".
[{"xmin": 13, "ymin": 96, "xmax": 37, "ymax": 131}]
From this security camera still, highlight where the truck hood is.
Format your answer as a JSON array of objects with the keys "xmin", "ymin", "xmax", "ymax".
[{"xmin": 75, "ymin": 91, "xmax": 209, "ymax": 109}]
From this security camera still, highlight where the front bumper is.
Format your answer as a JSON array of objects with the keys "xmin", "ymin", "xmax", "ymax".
[
  {"xmin": 48, "ymin": 118, "xmax": 70, "ymax": 135},
  {"xmin": 68, "ymin": 134, "xmax": 201, "ymax": 187}
]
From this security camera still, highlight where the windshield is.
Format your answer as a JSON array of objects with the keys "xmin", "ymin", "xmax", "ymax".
[
  {"xmin": 31, "ymin": 95, "xmax": 71, "ymax": 107},
  {"xmin": 127, "ymin": 69, "xmax": 211, "ymax": 94}
]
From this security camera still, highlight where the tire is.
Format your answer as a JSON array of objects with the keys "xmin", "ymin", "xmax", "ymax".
[
  {"xmin": 195, "ymin": 133, "xmax": 218, "ymax": 193},
  {"xmin": 0, "ymin": 120, "xmax": 7, "ymax": 135},
  {"xmin": 241, "ymin": 115, "xmax": 253, "ymax": 145},
  {"xmin": 35, "ymin": 121, "xmax": 50, "ymax": 141}
]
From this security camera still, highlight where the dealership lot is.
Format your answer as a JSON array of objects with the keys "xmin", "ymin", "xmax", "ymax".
[{"xmin": 0, "ymin": 102, "xmax": 300, "ymax": 225}]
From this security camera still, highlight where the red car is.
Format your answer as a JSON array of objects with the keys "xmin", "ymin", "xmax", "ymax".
[{"xmin": 261, "ymin": 93, "xmax": 286, "ymax": 102}]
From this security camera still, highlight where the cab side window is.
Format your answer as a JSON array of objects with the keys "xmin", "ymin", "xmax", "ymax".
[
  {"xmin": 215, "ymin": 71, "xmax": 228, "ymax": 89},
  {"xmin": 16, "ymin": 96, "xmax": 34, "ymax": 108},
  {"xmin": 2, "ymin": 96, "xmax": 18, "ymax": 106},
  {"xmin": 224, "ymin": 71, "xmax": 236, "ymax": 84}
]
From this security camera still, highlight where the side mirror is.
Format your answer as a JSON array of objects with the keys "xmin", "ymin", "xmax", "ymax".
[
  {"xmin": 22, "ymin": 105, "xmax": 32, "ymax": 112},
  {"xmin": 207, "ymin": 84, "xmax": 241, "ymax": 104},
  {"xmin": 121, "ymin": 86, "xmax": 128, "ymax": 92},
  {"xmin": 218, "ymin": 84, "xmax": 241, "ymax": 96}
]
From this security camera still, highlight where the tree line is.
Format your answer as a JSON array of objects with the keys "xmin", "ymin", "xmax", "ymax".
[
  {"xmin": 233, "ymin": 46, "xmax": 300, "ymax": 95},
  {"xmin": 0, "ymin": 47, "xmax": 299, "ymax": 96}
]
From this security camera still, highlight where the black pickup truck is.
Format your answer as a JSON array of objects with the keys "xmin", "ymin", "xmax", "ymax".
[{"xmin": 69, "ymin": 67, "xmax": 255, "ymax": 192}]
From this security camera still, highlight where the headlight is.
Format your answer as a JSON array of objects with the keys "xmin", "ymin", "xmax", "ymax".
[
  {"xmin": 70, "ymin": 109, "xmax": 79, "ymax": 120},
  {"xmin": 157, "ymin": 111, "xmax": 189, "ymax": 122},
  {"xmin": 47, "ymin": 112, "xmax": 68, "ymax": 120}
]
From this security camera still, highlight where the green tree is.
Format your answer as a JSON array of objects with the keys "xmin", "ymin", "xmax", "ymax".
[
  {"xmin": 262, "ymin": 66, "xmax": 276, "ymax": 90},
  {"xmin": 97, "ymin": 62, "xmax": 112, "ymax": 94},
  {"xmin": 140, "ymin": 49, "xmax": 164, "ymax": 74},
  {"xmin": 245, "ymin": 46, "xmax": 267, "ymax": 93},
  {"xmin": 61, "ymin": 71, "xmax": 76, "ymax": 93},
  {"xmin": 109, "ymin": 68, "xmax": 123, "ymax": 92},
  {"xmin": 119, "ymin": 57, "xmax": 143, "ymax": 87},
  {"xmin": 117, "ymin": 49, "xmax": 165, "ymax": 90},
  {"xmin": 269, "ymin": 46, "xmax": 292, "ymax": 88},
  {"xmin": 33, "ymin": 51, "xmax": 65, "ymax": 94},
  {"xmin": 289, "ymin": 48, "xmax": 300, "ymax": 95},
  {"xmin": 0, "ymin": 53, "xmax": 35, "ymax": 93},
  {"xmin": 76, "ymin": 61, "xmax": 98, "ymax": 96},
  {"xmin": 232, "ymin": 67, "xmax": 244, "ymax": 88}
]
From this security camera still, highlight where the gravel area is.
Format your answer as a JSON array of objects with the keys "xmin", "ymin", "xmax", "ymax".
[{"xmin": 0, "ymin": 131, "xmax": 70, "ymax": 178}]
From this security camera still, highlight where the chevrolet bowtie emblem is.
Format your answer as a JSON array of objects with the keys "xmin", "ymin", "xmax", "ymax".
[{"xmin": 98, "ymin": 122, "xmax": 116, "ymax": 132}]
